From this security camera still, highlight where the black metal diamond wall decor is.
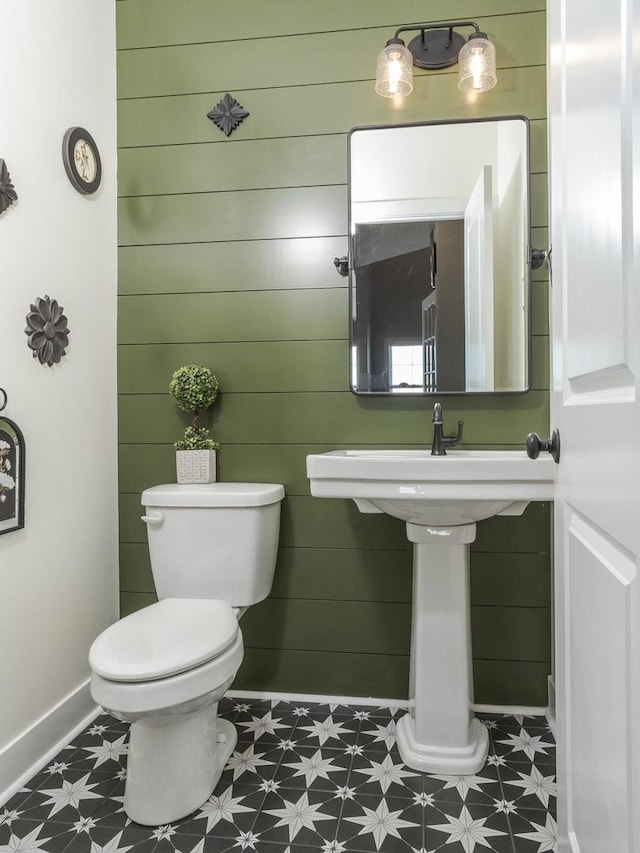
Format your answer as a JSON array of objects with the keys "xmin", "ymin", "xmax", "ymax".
[
  {"xmin": 207, "ymin": 93, "xmax": 249, "ymax": 137},
  {"xmin": 0, "ymin": 159, "xmax": 17, "ymax": 216}
]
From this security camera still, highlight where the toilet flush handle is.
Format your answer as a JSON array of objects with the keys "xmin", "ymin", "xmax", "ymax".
[{"xmin": 141, "ymin": 512, "xmax": 164, "ymax": 525}]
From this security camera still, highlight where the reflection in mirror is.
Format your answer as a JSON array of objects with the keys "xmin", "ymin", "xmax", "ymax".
[{"xmin": 349, "ymin": 116, "xmax": 530, "ymax": 395}]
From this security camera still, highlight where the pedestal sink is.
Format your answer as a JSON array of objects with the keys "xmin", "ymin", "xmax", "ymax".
[{"xmin": 306, "ymin": 449, "xmax": 554, "ymax": 774}]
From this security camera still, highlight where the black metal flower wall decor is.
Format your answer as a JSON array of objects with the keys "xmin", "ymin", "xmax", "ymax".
[
  {"xmin": 0, "ymin": 159, "xmax": 18, "ymax": 216},
  {"xmin": 25, "ymin": 296, "xmax": 71, "ymax": 366},
  {"xmin": 207, "ymin": 93, "xmax": 249, "ymax": 136}
]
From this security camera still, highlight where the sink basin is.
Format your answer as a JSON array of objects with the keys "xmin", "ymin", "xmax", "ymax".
[{"xmin": 307, "ymin": 449, "xmax": 555, "ymax": 526}]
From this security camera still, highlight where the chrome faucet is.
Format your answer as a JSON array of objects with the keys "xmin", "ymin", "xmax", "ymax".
[{"xmin": 431, "ymin": 402, "xmax": 464, "ymax": 456}]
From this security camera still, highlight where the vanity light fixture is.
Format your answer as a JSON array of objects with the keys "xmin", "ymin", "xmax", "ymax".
[{"xmin": 375, "ymin": 21, "xmax": 497, "ymax": 98}]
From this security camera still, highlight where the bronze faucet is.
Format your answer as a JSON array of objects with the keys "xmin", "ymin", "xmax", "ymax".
[{"xmin": 431, "ymin": 402, "xmax": 464, "ymax": 456}]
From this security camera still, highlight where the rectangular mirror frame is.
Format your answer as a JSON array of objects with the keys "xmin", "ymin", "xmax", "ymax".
[{"xmin": 347, "ymin": 115, "xmax": 533, "ymax": 397}]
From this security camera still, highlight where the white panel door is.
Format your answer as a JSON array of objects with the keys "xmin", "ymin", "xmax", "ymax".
[
  {"xmin": 464, "ymin": 165, "xmax": 495, "ymax": 390},
  {"xmin": 549, "ymin": 0, "xmax": 640, "ymax": 852}
]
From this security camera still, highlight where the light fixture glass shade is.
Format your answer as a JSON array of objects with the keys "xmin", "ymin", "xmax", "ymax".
[
  {"xmin": 375, "ymin": 39, "xmax": 413, "ymax": 98},
  {"xmin": 457, "ymin": 35, "xmax": 497, "ymax": 93}
]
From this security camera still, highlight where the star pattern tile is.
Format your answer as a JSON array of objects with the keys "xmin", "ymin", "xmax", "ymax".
[
  {"xmin": 0, "ymin": 701, "xmax": 557, "ymax": 853},
  {"xmin": 341, "ymin": 795, "xmax": 422, "ymax": 851},
  {"xmin": 429, "ymin": 803, "xmax": 507, "ymax": 852},
  {"xmin": 261, "ymin": 789, "xmax": 337, "ymax": 843}
]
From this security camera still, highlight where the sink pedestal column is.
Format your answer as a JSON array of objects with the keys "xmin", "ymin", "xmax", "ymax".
[{"xmin": 396, "ymin": 522, "xmax": 489, "ymax": 775}]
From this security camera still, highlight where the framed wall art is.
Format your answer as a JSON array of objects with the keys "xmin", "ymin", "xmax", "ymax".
[
  {"xmin": 0, "ymin": 389, "xmax": 26, "ymax": 535},
  {"xmin": 62, "ymin": 127, "xmax": 102, "ymax": 195}
]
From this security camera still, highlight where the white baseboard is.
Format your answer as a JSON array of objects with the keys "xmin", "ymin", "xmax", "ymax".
[
  {"xmin": 228, "ymin": 688, "xmax": 410, "ymax": 709},
  {"xmin": 565, "ymin": 831, "xmax": 581, "ymax": 853},
  {"xmin": 228, "ymin": 689, "xmax": 547, "ymax": 718},
  {"xmin": 546, "ymin": 675, "xmax": 557, "ymax": 736},
  {"xmin": 471, "ymin": 702, "xmax": 547, "ymax": 717},
  {"xmin": 0, "ymin": 679, "xmax": 99, "ymax": 806}
]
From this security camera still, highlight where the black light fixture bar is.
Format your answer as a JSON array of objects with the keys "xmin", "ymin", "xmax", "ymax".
[{"xmin": 393, "ymin": 21, "xmax": 482, "ymax": 70}]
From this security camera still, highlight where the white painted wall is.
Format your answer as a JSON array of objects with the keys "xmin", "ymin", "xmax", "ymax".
[{"xmin": 0, "ymin": 0, "xmax": 118, "ymax": 797}]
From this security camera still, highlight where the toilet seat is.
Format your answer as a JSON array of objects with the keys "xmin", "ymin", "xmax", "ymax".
[
  {"xmin": 89, "ymin": 598, "xmax": 239, "ymax": 682},
  {"xmin": 90, "ymin": 630, "xmax": 244, "ymax": 717}
]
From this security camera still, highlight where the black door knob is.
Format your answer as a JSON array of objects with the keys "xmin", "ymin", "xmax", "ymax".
[{"xmin": 526, "ymin": 429, "xmax": 560, "ymax": 464}]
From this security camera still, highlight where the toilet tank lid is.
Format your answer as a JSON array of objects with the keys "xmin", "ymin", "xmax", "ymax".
[{"xmin": 141, "ymin": 482, "xmax": 285, "ymax": 508}]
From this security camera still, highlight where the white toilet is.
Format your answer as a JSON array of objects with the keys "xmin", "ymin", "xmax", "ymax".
[{"xmin": 88, "ymin": 482, "xmax": 285, "ymax": 826}]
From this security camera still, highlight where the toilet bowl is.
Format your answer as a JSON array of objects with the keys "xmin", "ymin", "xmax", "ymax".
[
  {"xmin": 90, "ymin": 598, "xmax": 243, "ymax": 825},
  {"xmin": 88, "ymin": 483, "xmax": 284, "ymax": 826}
]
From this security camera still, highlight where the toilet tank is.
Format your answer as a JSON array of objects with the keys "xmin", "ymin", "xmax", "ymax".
[{"xmin": 141, "ymin": 483, "xmax": 285, "ymax": 606}]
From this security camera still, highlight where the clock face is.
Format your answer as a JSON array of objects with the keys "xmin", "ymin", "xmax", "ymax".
[
  {"xmin": 73, "ymin": 139, "xmax": 97, "ymax": 184},
  {"xmin": 62, "ymin": 127, "xmax": 101, "ymax": 194}
]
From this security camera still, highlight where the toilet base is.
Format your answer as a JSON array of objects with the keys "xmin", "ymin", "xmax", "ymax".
[{"xmin": 124, "ymin": 707, "xmax": 237, "ymax": 825}]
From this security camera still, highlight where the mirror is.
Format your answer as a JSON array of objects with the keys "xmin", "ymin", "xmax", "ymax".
[{"xmin": 348, "ymin": 116, "xmax": 530, "ymax": 395}]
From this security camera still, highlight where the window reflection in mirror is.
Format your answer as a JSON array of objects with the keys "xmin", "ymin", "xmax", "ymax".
[{"xmin": 349, "ymin": 117, "xmax": 530, "ymax": 395}]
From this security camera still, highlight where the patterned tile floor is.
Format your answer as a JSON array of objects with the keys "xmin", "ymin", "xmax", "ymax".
[{"xmin": 0, "ymin": 698, "xmax": 557, "ymax": 853}]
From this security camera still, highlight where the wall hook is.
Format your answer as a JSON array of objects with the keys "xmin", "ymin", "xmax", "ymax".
[
  {"xmin": 530, "ymin": 247, "xmax": 550, "ymax": 270},
  {"xmin": 333, "ymin": 256, "xmax": 349, "ymax": 277}
]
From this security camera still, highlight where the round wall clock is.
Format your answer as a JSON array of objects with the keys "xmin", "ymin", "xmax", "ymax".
[{"xmin": 62, "ymin": 127, "xmax": 102, "ymax": 195}]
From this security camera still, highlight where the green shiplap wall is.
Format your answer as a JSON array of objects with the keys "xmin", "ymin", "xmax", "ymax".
[{"xmin": 116, "ymin": 0, "xmax": 551, "ymax": 705}]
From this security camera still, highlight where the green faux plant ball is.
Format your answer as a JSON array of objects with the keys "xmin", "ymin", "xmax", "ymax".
[
  {"xmin": 175, "ymin": 426, "xmax": 221, "ymax": 451},
  {"xmin": 169, "ymin": 365, "xmax": 219, "ymax": 414}
]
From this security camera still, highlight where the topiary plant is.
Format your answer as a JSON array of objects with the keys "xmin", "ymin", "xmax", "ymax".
[{"xmin": 169, "ymin": 365, "xmax": 221, "ymax": 451}]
